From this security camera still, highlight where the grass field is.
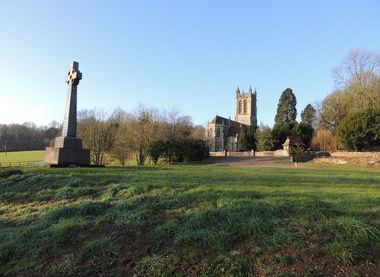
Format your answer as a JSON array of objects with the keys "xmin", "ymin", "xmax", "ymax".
[
  {"xmin": 0, "ymin": 150, "xmax": 45, "ymax": 165},
  {"xmin": 0, "ymin": 150, "xmax": 139, "ymax": 167},
  {"xmin": 0, "ymin": 165, "xmax": 379, "ymax": 276}
]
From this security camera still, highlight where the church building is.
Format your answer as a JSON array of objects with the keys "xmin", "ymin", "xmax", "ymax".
[{"xmin": 206, "ymin": 86, "xmax": 257, "ymax": 152}]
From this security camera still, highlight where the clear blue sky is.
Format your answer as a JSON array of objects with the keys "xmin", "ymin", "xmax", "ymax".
[{"xmin": 1, "ymin": 0, "xmax": 379, "ymax": 127}]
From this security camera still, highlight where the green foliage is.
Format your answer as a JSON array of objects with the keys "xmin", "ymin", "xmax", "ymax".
[
  {"xmin": 272, "ymin": 88, "xmax": 299, "ymax": 149},
  {"xmin": 257, "ymin": 124, "xmax": 274, "ymax": 151},
  {"xmin": 182, "ymin": 139, "xmax": 209, "ymax": 161},
  {"xmin": 301, "ymin": 104, "xmax": 316, "ymax": 126},
  {"xmin": 337, "ymin": 108, "xmax": 380, "ymax": 151},
  {"xmin": 299, "ymin": 104, "xmax": 316, "ymax": 148},
  {"xmin": 238, "ymin": 126, "xmax": 257, "ymax": 151},
  {"xmin": 272, "ymin": 121, "xmax": 299, "ymax": 149},
  {"xmin": 289, "ymin": 146, "xmax": 306, "ymax": 163},
  {"xmin": 323, "ymin": 217, "xmax": 380, "ymax": 265},
  {"xmin": 299, "ymin": 123, "xmax": 314, "ymax": 149},
  {"xmin": 274, "ymin": 88, "xmax": 297, "ymax": 125},
  {"xmin": 238, "ymin": 126, "xmax": 248, "ymax": 151},
  {"xmin": 328, "ymin": 217, "xmax": 380, "ymax": 245},
  {"xmin": 148, "ymin": 139, "xmax": 208, "ymax": 164},
  {"xmin": 328, "ymin": 242, "xmax": 363, "ymax": 265}
]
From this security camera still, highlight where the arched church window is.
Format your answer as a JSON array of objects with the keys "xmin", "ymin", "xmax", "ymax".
[
  {"xmin": 243, "ymin": 100, "xmax": 247, "ymax": 114},
  {"xmin": 216, "ymin": 128, "xmax": 221, "ymax": 137},
  {"xmin": 239, "ymin": 100, "xmax": 243, "ymax": 114}
]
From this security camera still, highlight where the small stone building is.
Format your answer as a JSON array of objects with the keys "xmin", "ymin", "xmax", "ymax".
[
  {"xmin": 206, "ymin": 87, "xmax": 257, "ymax": 152},
  {"xmin": 282, "ymin": 136, "xmax": 305, "ymax": 155}
]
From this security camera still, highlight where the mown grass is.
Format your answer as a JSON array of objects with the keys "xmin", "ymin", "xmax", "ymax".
[
  {"xmin": 0, "ymin": 150, "xmax": 45, "ymax": 164},
  {"xmin": 0, "ymin": 150, "xmax": 138, "ymax": 166},
  {"xmin": 0, "ymin": 165, "xmax": 379, "ymax": 276}
]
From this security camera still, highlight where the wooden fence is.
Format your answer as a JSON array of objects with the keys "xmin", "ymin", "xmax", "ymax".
[{"xmin": 0, "ymin": 161, "xmax": 43, "ymax": 168}]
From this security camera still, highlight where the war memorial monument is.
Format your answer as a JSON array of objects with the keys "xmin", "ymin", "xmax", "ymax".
[{"xmin": 44, "ymin": 61, "xmax": 90, "ymax": 166}]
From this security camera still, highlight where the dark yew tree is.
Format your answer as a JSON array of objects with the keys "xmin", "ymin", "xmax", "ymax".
[
  {"xmin": 274, "ymin": 88, "xmax": 297, "ymax": 124},
  {"xmin": 238, "ymin": 126, "xmax": 248, "ymax": 151},
  {"xmin": 300, "ymin": 104, "xmax": 316, "ymax": 148},
  {"xmin": 272, "ymin": 88, "xmax": 298, "ymax": 149},
  {"xmin": 238, "ymin": 125, "xmax": 257, "ymax": 152},
  {"xmin": 337, "ymin": 108, "xmax": 380, "ymax": 151},
  {"xmin": 301, "ymin": 104, "xmax": 316, "ymax": 126},
  {"xmin": 246, "ymin": 126, "xmax": 258, "ymax": 154}
]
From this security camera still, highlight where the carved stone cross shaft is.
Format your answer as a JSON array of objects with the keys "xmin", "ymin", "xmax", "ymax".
[{"xmin": 62, "ymin": 61, "xmax": 82, "ymax": 137}]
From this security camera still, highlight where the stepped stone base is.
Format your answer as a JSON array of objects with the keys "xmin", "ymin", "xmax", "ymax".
[{"xmin": 44, "ymin": 137, "xmax": 90, "ymax": 166}]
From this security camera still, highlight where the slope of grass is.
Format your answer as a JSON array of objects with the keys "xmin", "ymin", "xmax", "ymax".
[
  {"xmin": 0, "ymin": 150, "xmax": 45, "ymax": 164},
  {"xmin": 0, "ymin": 165, "xmax": 379, "ymax": 276}
]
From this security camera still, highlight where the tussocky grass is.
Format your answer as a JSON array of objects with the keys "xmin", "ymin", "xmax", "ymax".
[{"xmin": 0, "ymin": 165, "xmax": 379, "ymax": 276}]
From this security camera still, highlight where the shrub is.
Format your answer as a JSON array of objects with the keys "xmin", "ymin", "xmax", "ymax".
[
  {"xmin": 289, "ymin": 146, "xmax": 306, "ymax": 163},
  {"xmin": 148, "ymin": 138, "xmax": 208, "ymax": 164},
  {"xmin": 311, "ymin": 128, "xmax": 337, "ymax": 151},
  {"xmin": 337, "ymin": 108, "xmax": 380, "ymax": 151}
]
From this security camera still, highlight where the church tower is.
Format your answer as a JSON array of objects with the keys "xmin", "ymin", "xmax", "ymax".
[{"xmin": 235, "ymin": 86, "xmax": 257, "ymax": 126}]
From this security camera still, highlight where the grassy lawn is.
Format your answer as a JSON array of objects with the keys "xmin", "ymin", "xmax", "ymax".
[
  {"xmin": 0, "ymin": 150, "xmax": 140, "ymax": 167},
  {"xmin": 0, "ymin": 150, "xmax": 45, "ymax": 165},
  {"xmin": 0, "ymin": 165, "xmax": 379, "ymax": 276}
]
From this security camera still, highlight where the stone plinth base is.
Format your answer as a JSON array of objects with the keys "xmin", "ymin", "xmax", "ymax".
[{"xmin": 44, "ymin": 136, "xmax": 90, "ymax": 166}]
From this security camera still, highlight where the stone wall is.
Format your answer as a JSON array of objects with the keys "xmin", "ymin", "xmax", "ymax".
[
  {"xmin": 209, "ymin": 151, "xmax": 255, "ymax": 157},
  {"xmin": 330, "ymin": 152, "xmax": 380, "ymax": 158},
  {"xmin": 315, "ymin": 151, "xmax": 380, "ymax": 165},
  {"xmin": 209, "ymin": 150, "xmax": 288, "ymax": 157}
]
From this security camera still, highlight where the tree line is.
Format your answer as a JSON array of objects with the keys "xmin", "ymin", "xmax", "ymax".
[
  {"xmin": 0, "ymin": 122, "xmax": 60, "ymax": 152},
  {"xmin": 0, "ymin": 107, "xmax": 208, "ymax": 166},
  {"xmin": 255, "ymin": 49, "xmax": 380, "ymax": 152},
  {"xmin": 77, "ymin": 106, "xmax": 208, "ymax": 165}
]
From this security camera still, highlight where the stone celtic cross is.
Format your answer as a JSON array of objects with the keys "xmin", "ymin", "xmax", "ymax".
[
  {"xmin": 62, "ymin": 61, "xmax": 82, "ymax": 137},
  {"xmin": 44, "ymin": 61, "xmax": 90, "ymax": 166}
]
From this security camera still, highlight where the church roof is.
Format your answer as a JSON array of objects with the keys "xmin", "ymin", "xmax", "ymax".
[
  {"xmin": 210, "ymin": 115, "xmax": 228, "ymax": 124},
  {"xmin": 210, "ymin": 115, "xmax": 241, "ymax": 126},
  {"xmin": 210, "ymin": 115, "xmax": 243, "ymax": 137}
]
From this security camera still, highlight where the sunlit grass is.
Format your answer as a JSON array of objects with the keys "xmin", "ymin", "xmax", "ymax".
[
  {"xmin": 0, "ymin": 165, "xmax": 379, "ymax": 275},
  {"xmin": 0, "ymin": 150, "xmax": 45, "ymax": 164}
]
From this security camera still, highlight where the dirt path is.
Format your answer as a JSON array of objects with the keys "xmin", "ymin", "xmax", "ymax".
[{"xmin": 209, "ymin": 156, "xmax": 295, "ymax": 168}]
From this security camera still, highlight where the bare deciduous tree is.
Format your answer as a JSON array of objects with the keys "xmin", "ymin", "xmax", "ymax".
[
  {"xmin": 129, "ymin": 105, "xmax": 160, "ymax": 165},
  {"xmin": 78, "ymin": 109, "xmax": 119, "ymax": 165},
  {"xmin": 319, "ymin": 91, "xmax": 351, "ymax": 133},
  {"xmin": 189, "ymin": 125, "xmax": 206, "ymax": 141},
  {"xmin": 311, "ymin": 128, "xmax": 337, "ymax": 152},
  {"xmin": 333, "ymin": 49, "xmax": 380, "ymax": 110},
  {"xmin": 161, "ymin": 108, "xmax": 192, "ymax": 164},
  {"xmin": 110, "ymin": 109, "xmax": 134, "ymax": 166}
]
